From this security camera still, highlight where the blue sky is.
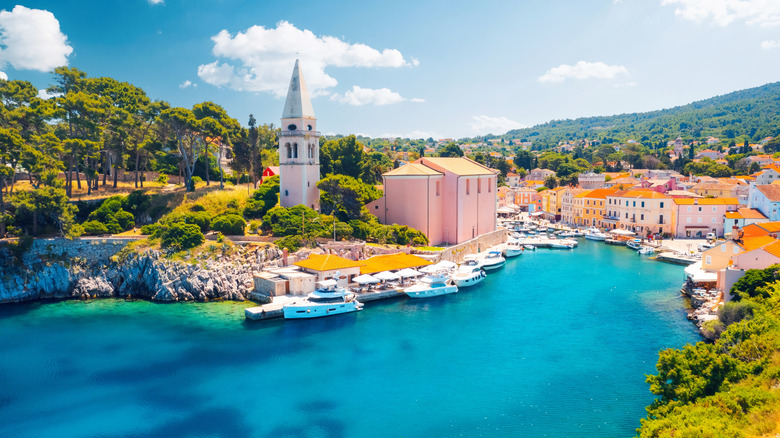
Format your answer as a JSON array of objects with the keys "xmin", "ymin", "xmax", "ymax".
[{"xmin": 1, "ymin": 0, "xmax": 779, "ymax": 139}]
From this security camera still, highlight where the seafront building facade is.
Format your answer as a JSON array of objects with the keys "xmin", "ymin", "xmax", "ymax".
[
  {"xmin": 671, "ymin": 198, "xmax": 740, "ymax": 238},
  {"xmin": 368, "ymin": 157, "xmax": 497, "ymax": 245}
]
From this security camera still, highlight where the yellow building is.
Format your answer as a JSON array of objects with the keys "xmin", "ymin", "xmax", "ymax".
[
  {"xmin": 548, "ymin": 186, "xmax": 567, "ymax": 220},
  {"xmin": 581, "ymin": 188, "xmax": 619, "ymax": 227},
  {"xmin": 572, "ymin": 190, "xmax": 592, "ymax": 226}
]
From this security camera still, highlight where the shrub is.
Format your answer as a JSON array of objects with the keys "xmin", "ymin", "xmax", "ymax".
[
  {"xmin": 114, "ymin": 210, "xmax": 135, "ymax": 231},
  {"xmin": 104, "ymin": 216, "xmax": 123, "ymax": 234},
  {"xmin": 161, "ymin": 222, "xmax": 204, "ymax": 251},
  {"xmin": 191, "ymin": 176, "xmax": 203, "ymax": 184},
  {"xmin": 226, "ymin": 199, "xmax": 239, "ymax": 210},
  {"xmin": 82, "ymin": 220, "xmax": 109, "ymax": 235},
  {"xmin": 165, "ymin": 211, "xmax": 211, "ymax": 232},
  {"xmin": 275, "ymin": 234, "xmax": 304, "ymax": 252},
  {"xmin": 122, "ymin": 191, "xmax": 151, "ymax": 215},
  {"xmin": 243, "ymin": 199, "xmax": 265, "ymax": 219},
  {"xmin": 190, "ymin": 204, "xmax": 206, "ymax": 212},
  {"xmin": 139, "ymin": 224, "xmax": 160, "ymax": 236},
  {"xmin": 211, "ymin": 213, "xmax": 246, "ymax": 235},
  {"xmin": 349, "ymin": 219, "xmax": 371, "ymax": 241},
  {"xmin": 156, "ymin": 174, "xmax": 169, "ymax": 184}
]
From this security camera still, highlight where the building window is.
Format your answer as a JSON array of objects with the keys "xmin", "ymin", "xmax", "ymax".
[
  {"xmin": 687, "ymin": 206, "xmax": 692, "ymax": 212},
  {"xmin": 711, "ymin": 217, "xmax": 716, "ymax": 223},
  {"xmin": 466, "ymin": 180, "xmax": 470, "ymax": 195},
  {"xmin": 478, "ymin": 179, "xmax": 482, "ymax": 193},
  {"xmin": 712, "ymin": 206, "xmax": 717, "ymax": 212},
  {"xmin": 698, "ymin": 217, "xmax": 703, "ymax": 223},
  {"xmin": 706, "ymin": 255, "xmax": 712, "ymax": 265},
  {"xmin": 687, "ymin": 217, "xmax": 691, "ymax": 223},
  {"xmin": 633, "ymin": 201, "xmax": 636, "ymax": 207},
  {"xmin": 660, "ymin": 202, "xmax": 664, "ymax": 208},
  {"xmin": 284, "ymin": 190, "xmax": 289, "ymax": 196},
  {"xmin": 436, "ymin": 181, "xmax": 440, "ymax": 196},
  {"xmin": 641, "ymin": 201, "xmax": 645, "ymax": 208},
  {"xmin": 286, "ymin": 143, "xmax": 292, "ymax": 159},
  {"xmin": 293, "ymin": 143, "xmax": 299, "ymax": 159},
  {"xmin": 641, "ymin": 214, "xmax": 644, "ymax": 220},
  {"xmin": 488, "ymin": 180, "xmax": 492, "ymax": 193}
]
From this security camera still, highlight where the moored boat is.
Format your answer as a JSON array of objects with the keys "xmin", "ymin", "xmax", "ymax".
[
  {"xmin": 283, "ymin": 275, "xmax": 364, "ymax": 319},
  {"xmin": 451, "ymin": 265, "xmax": 486, "ymax": 288},
  {"xmin": 481, "ymin": 250, "xmax": 506, "ymax": 270},
  {"xmin": 584, "ymin": 227, "xmax": 609, "ymax": 241},
  {"xmin": 404, "ymin": 275, "xmax": 458, "ymax": 298},
  {"xmin": 626, "ymin": 239, "xmax": 642, "ymax": 250},
  {"xmin": 504, "ymin": 239, "xmax": 524, "ymax": 257}
]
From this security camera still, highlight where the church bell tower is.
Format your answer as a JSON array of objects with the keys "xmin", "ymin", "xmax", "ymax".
[{"xmin": 280, "ymin": 59, "xmax": 321, "ymax": 209}]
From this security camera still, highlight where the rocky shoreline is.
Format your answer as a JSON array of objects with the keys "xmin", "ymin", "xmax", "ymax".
[{"xmin": 0, "ymin": 240, "xmax": 287, "ymax": 305}]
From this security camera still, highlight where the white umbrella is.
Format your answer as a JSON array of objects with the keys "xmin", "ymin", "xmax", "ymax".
[
  {"xmin": 374, "ymin": 271, "xmax": 401, "ymax": 281},
  {"xmin": 420, "ymin": 261, "xmax": 456, "ymax": 273},
  {"xmin": 610, "ymin": 229, "xmax": 636, "ymax": 236},
  {"xmin": 353, "ymin": 274, "xmax": 380, "ymax": 285},
  {"xmin": 397, "ymin": 268, "xmax": 422, "ymax": 278}
]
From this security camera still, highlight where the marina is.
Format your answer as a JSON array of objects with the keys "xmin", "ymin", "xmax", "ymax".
[{"xmin": 0, "ymin": 240, "xmax": 700, "ymax": 438}]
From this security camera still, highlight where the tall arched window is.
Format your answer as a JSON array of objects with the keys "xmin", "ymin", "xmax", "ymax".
[
  {"xmin": 285, "ymin": 143, "xmax": 292, "ymax": 159},
  {"xmin": 293, "ymin": 143, "xmax": 298, "ymax": 159}
]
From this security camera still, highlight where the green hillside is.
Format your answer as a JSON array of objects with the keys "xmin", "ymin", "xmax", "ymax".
[{"xmin": 501, "ymin": 82, "xmax": 780, "ymax": 149}]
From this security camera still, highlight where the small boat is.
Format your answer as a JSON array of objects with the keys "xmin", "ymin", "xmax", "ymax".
[
  {"xmin": 480, "ymin": 251, "xmax": 506, "ymax": 271},
  {"xmin": 558, "ymin": 231, "xmax": 576, "ymax": 237},
  {"xmin": 638, "ymin": 246, "xmax": 655, "ymax": 255},
  {"xmin": 504, "ymin": 239, "xmax": 524, "ymax": 257},
  {"xmin": 283, "ymin": 275, "xmax": 364, "ymax": 319},
  {"xmin": 404, "ymin": 275, "xmax": 458, "ymax": 298},
  {"xmin": 524, "ymin": 244, "xmax": 536, "ymax": 251},
  {"xmin": 451, "ymin": 265, "xmax": 486, "ymax": 288},
  {"xmin": 584, "ymin": 227, "xmax": 609, "ymax": 241},
  {"xmin": 626, "ymin": 239, "xmax": 642, "ymax": 250},
  {"xmin": 550, "ymin": 242, "xmax": 575, "ymax": 249}
]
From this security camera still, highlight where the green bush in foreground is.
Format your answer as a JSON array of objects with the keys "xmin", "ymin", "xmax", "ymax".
[
  {"xmin": 82, "ymin": 220, "xmax": 109, "ymax": 236},
  {"xmin": 210, "ymin": 213, "xmax": 246, "ymax": 235},
  {"xmin": 160, "ymin": 222, "xmax": 204, "ymax": 251}
]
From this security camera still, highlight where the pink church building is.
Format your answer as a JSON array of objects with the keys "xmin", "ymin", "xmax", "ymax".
[{"xmin": 367, "ymin": 157, "xmax": 497, "ymax": 245}]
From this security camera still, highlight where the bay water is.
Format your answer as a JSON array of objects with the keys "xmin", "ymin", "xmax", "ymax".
[{"xmin": 0, "ymin": 240, "xmax": 700, "ymax": 437}]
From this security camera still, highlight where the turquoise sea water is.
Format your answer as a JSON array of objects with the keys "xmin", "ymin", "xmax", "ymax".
[{"xmin": 0, "ymin": 240, "xmax": 700, "ymax": 438}]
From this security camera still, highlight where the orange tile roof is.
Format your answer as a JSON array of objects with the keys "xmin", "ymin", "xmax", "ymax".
[
  {"xmin": 673, "ymin": 197, "xmax": 740, "ymax": 205},
  {"xmin": 573, "ymin": 190, "xmax": 594, "ymax": 198},
  {"xmin": 583, "ymin": 188, "xmax": 619, "ymax": 199},
  {"xmin": 359, "ymin": 253, "xmax": 432, "ymax": 274},
  {"xmin": 742, "ymin": 223, "xmax": 771, "ymax": 238},
  {"xmin": 741, "ymin": 235, "xmax": 778, "ymax": 252},
  {"xmin": 384, "ymin": 163, "xmax": 443, "ymax": 176},
  {"xmin": 761, "ymin": 241, "xmax": 780, "ymax": 258},
  {"xmin": 756, "ymin": 185, "xmax": 780, "ymax": 202},
  {"xmin": 759, "ymin": 221, "xmax": 780, "ymax": 233},
  {"xmin": 294, "ymin": 254, "xmax": 364, "ymax": 271},
  {"xmin": 419, "ymin": 157, "xmax": 494, "ymax": 176},
  {"xmin": 618, "ymin": 189, "xmax": 670, "ymax": 199},
  {"xmin": 725, "ymin": 208, "xmax": 767, "ymax": 220}
]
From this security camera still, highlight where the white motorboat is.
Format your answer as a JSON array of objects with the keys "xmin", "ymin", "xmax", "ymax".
[
  {"xmin": 550, "ymin": 242, "xmax": 575, "ymax": 249},
  {"xmin": 480, "ymin": 251, "xmax": 506, "ymax": 271},
  {"xmin": 638, "ymin": 246, "xmax": 655, "ymax": 255},
  {"xmin": 283, "ymin": 276, "xmax": 364, "ymax": 319},
  {"xmin": 451, "ymin": 264, "xmax": 486, "ymax": 288},
  {"xmin": 584, "ymin": 227, "xmax": 609, "ymax": 241},
  {"xmin": 504, "ymin": 239, "xmax": 524, "ymax": 257},
  {"xmin": 626, "ymin": 239, "xmax": 642, "ymax": 250},
  {"xmin": 558, "ymin": 231, "xmax": 576, "ymax": 238},
  {"xmin": 524, "ymin": 244, "xmax": 536, "ymax": 251},
  {"xmin": 404, "ymin": 275, "xmax": 458, "ymax": 298}
]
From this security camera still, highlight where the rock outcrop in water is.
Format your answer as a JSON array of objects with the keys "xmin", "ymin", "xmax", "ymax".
[{"xmin": 0, "ymin": 241, "xmax": 286, "ymax": 304}]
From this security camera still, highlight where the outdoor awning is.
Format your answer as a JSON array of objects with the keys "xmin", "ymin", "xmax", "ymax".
[
  {"xmin": 497, "ymin": 206, "xmax": 515, "ymax": 214},
  {"xmin": 684, "ymin": 226, "xmax": 710, "ymax": 229},
  {"xmin": 420, "ymin": 260, "xmax": 457, "ymax": 273},
  {"xmin": 684, "ymin": 261, "xmax": 718, "ymax": 283},
  {"xmin": 610, "ymin": 229, "xmax": 636, "ymax": 236},
  {"xmin": 352, "ymin": 274, "xmax": 380, "ymax": 285},
  {"xmin": 375, "ymin": 271, "xmax": 401, "ymax": 281},
  {"xmin": 397, "ymin": 268, "xmax": 422, "ymax": 278},
  {"xmin": 529, "ymin": 212, "xmax": 544, "ymax": 216}
]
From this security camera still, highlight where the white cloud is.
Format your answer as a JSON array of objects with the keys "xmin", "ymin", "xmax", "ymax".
[
  {"xmin": 761, "ymin": 39, "xmax": 780, "ymax": 49},
  {"xmin": 538, "ymin": 61, "xmax": 628, "ymax": 83},
  {"xmin": 469, "ymin": 115, "xmax": 525, "ymax": 135},
  {"xmin": 0, "ymin": 6, "xmax": 73, "ymax": 72},
  {"xmin": 661, "ymin": 0, "xmax": 780, "ymax": 27},
  {"xmin": 179, "ymin": 79, "xmax": 196, "ymax": 88},
  {"xmin": 197, "ymin": 21, "xmax": 416, "ymax": 96},
  {"xmin": 0, "ymin": 71, "xmax": 6, "ymax": 80},
  {"xmin": 36, "ymin": 88, "xmax": 60, "ymax": 99},
  {"xmin": 330, "ymin": 85, "xmax": 423, "ymax": 106}
]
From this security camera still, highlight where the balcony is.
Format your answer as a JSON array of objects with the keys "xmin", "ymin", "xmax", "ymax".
[{"xmin": 280, "ymin": 130, "xmax": 320, "ymax": 137}]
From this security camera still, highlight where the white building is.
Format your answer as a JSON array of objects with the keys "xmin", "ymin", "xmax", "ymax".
[{"xmin": 279, "ymin": 60, "xmax": 321, "ymax": 209}]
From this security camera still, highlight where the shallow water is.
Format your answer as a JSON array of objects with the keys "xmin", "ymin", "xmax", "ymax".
[{"xmin": 0, "ymin": 240, "xmax": 699, "ymax": 437}]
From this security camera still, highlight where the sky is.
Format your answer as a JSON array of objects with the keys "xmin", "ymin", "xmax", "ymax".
[{"xmin": 1, "ymin": 0, "xmax": 779, "ymax": 139}]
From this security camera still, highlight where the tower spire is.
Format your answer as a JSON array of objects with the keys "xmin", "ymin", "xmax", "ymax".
[{"xmin": 282, "ymin": 59, "xmax": 315, "ymax": 119}]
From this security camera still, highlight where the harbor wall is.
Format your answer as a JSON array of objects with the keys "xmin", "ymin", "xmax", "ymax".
[{"xmin": 438, "ymin": 229, "xmax": 508, "ymax": 263}]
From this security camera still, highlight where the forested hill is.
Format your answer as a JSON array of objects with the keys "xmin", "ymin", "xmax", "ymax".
[{"xmin": 500, "ymin": 81, "xmax": 780, "ymax": 149}]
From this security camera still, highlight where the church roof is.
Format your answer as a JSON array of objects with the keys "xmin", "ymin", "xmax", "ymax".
[
  {"xmin": 282, "ymin": 59, "xmax": 315, "ymax": 119},
  {"xmin": 419, "ymin": 157, "xmax": 494, "ymax": 176},
  {"xmin": 384, "ymin": 163, "xmax": 443, "ymax": 176}
]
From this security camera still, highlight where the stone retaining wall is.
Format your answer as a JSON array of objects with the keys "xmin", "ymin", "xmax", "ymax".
[
  {"xmin": 437, "ymin": 229, "xmax": 508, "ymax": 263},
  {"xmin": 22, "ymin": 238, "xmax": 137, "ymax": 266}
]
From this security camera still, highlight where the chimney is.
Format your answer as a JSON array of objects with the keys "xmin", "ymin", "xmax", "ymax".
[
  {"xmin": 282, "ymin": 248, "xmax": 289, "ymax": 266},
  {"xmin": 732, "ymin": 225, "xmax": 739, "ymax": 242}
]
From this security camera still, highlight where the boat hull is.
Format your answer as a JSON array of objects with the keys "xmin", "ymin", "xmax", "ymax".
[
  {"xmin": 585, "ymin": 235, "xmax": 607, "ymax": 241},
  {"xmin": 504, "ymin": 248, "xmax": 523, "ymax": 257},
  {"xmin": 452, "ymin": 271, "xmax": 486, "ymax": 288},
  {"xmin": 481, "ymin": 260, "xmax": 506, "ymax": 270},
  {"xmin": 283, "ymin": 301, "xmax": 363, "ymax": 319},
  {"xmin": 404, "ymin": 285, "xmax": 458, "ymax": 298}
]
